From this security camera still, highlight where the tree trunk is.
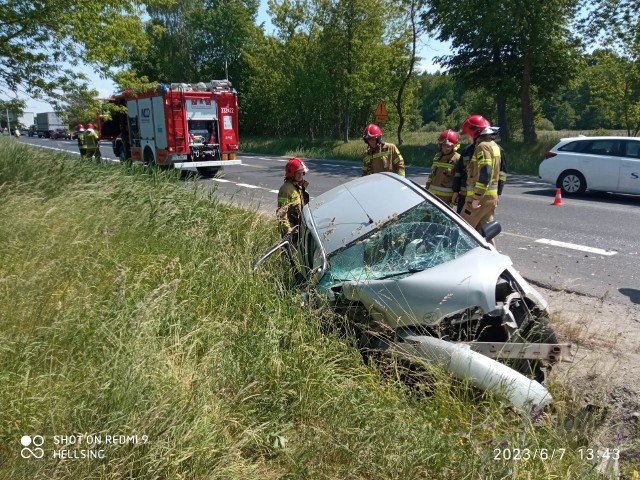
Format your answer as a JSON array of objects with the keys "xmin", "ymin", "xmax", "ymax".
[
  {"xmin": 395, "ymin": 0, "xmax": 419, "ymax": 146},
  {"xmin": 521, "ymin": 52, "xmax": 537, "ymax": 143},
  {"xmin": 496, "ymin": 95, "xmax": 509, "ymax": 142}
]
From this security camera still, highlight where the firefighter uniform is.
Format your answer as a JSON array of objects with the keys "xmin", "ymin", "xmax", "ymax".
[
  {"xmin": 77, "ymin": 131, "xmax": 87, "ymax": 157},
  {"xmin": 453, "ymin": 143, "xmax": 474, "ymax": 214},
  {"xmin": 277, "ymin": 179, "xmax": 309, "ymax": 243},
  {"xmin": 426, "ymin": 148, "xmax": 460, "ymax": 205},
  {"xmin": 362, "ymin": 142, "xmax": 405, "ymax": 177},
  {"xmin": 461, "ymin": 135, "xmax": 501, "ymax": 240},
  {"xmin": 84, "ymin": 129, "xmax": 101, "ymax": 161}
]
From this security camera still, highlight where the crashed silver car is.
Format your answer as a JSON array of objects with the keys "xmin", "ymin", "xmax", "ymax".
[{"xmin": 256, "ymin": 173, "xmax": 570, "ymax": 411}]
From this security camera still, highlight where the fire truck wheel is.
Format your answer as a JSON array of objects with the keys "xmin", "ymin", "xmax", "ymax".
[
  {"xmin": 143, "ymin": 148, "xmax": 156, "ymax": 168},
  {"xmin": 196, "ymin": 167, "xmax": 221, "ymax": 178}
]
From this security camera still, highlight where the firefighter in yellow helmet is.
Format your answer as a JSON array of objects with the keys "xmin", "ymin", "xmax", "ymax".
[
  {"xmin": 361, "ymin": 124, "xmax": 405, "ymax": 176},
  {"xmin": 84, "ymin": 123, "xmax": 101, "ymax": 162},
  {"xmin": 459, "ymin": 114, "xmax": 502, "ymax": 245},
  {"xmin": 426, "ymin": 129, "xmax": 460, "ymax": 206},
  {"xmin": 277, "ymin": 158, "xmax": 310, "ymax": 245}
]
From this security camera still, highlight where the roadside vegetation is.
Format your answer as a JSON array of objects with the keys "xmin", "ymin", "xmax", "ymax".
[
  {"xmin": 242, "ymin": 129, "xmax": 628, "ymax": 175},
  {"xmin": 0, "ymin": 138, "xmax": 619, "ymax": 478}
]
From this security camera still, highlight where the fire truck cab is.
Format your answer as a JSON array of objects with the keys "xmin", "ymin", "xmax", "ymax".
[{"xmin": 99, "ymin": 80, "xmax": 241, "ymax": 176}]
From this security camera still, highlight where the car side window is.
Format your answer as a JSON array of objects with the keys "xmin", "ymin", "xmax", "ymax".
[
  {"xmin": 623, "ymin": 141, "xmax": 640, "ymax": 159},
  {"xmin": 558, "ymin": 141, "xmax": 587, "ymax": 152},
  {"xmin": 583, "ymin": 140, "xmax": 620, "ymax": 156}
]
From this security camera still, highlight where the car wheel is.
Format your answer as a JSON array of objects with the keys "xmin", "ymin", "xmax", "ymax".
[
  {"xmin": 143, "ymin": 147, "xmax": 156, "ymax": 168},
  {"xmin": 557, "ymin": 170, "xmax": 586, "ymax": 195}
]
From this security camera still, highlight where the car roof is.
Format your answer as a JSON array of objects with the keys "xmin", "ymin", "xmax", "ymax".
[
  {"xmin": 556, "ymin": 136, "xmax": 640, "ymax": 143},
  {"xmin": 303, "ymin": 173, "xmax": 427, "ymax": 255}
]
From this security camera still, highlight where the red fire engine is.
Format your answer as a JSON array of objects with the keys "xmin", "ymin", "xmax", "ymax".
[{"xmin": 98, "ymin": 80, "xmax": 241, "ymax": 176}]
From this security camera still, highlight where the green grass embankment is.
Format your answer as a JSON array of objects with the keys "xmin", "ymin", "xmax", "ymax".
[{"xmin": 0, "ymin": 137, "xmax": 604, "ymax": 478}]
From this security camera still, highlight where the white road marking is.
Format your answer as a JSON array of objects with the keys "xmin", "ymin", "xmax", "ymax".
[
  {"xmin": 212, "ymin": 178, "xmax": 232, "ymax": 183},
  {"xmin": 535, "ymin": 238, "xmax": 617, "ymax": 256},
  {"xmin": 236, "ymin": 183, "xmax": 261, "ymax": 189},
  {"xmin": 269, "ymin": 189, "xmax": 279, "ymax": 193}
]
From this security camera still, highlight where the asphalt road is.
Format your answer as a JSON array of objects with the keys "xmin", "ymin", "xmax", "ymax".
[{"xmin": 19, "ymin": 136, "xmax": 640, "ymax": 308}]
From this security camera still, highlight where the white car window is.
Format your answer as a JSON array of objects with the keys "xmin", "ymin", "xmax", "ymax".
[
  {"xmin": 623, "ymin": 141, "xmax": 640, "ymax": 159},
  {"xmin": 583, "ymin": 140, "xmax": 619, "ymax": 156}
]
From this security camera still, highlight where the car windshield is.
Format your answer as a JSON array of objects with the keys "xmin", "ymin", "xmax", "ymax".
[{"xmin": 323, "ymin": 201, "xmax": 479, "ymax": 283}]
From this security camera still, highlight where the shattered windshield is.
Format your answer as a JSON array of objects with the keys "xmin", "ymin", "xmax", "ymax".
[{"xmin": 325, "ymin": 201, "xmax": 478, "ymax": 282}]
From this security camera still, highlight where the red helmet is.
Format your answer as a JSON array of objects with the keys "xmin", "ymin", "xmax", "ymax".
[
  {"xmin": 438, "ymin": 129, "xmax": 458, "ymax": 146},
  {"xmin": 86, "ymin": 123, "xmax": 94, "ymax": 129},
  {"xmin": 460, "ymin": 114, "xmax": 492, "ymax": 139},
  {"xmin": 76, "ymin": 124, "xmax": 84, "ymax": 130},
  {"xmin": 285, "ymin": 157, "xmax": 308, "ymax": 178},
  {"xmin": 362, "ymin": 124, "xmax": 382, "ymax": 141}
]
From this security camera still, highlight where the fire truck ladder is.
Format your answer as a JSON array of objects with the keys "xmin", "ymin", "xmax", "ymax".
[{"xmin": 170, "ymin": 87, "xmax": 187, "ymax": 154}]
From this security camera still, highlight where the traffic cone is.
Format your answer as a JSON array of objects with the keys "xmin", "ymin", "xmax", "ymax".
[{"xmin": 551, "ymin": 188, "xmax": 564, "ymax": 206}]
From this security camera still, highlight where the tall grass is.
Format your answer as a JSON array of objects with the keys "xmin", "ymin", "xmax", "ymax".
[
  {"xmin": 0, "ymin": 137, "xmax": 609, "ymax": 478},
  {"xmin": 242, "ymin": 129, "xmax": 629, "ymax": 175}
]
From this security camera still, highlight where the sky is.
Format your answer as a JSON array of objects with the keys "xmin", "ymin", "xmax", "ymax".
[{"xmin": 13, "ymin": 3, "xmax": 449, "ymax": 115}]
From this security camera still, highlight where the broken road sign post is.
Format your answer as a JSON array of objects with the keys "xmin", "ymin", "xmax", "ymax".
[{"xmin": 375, "ymin": 100, "xmax": 388, "ymax": 123}]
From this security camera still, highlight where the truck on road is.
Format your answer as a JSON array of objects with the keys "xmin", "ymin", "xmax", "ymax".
[
  {"xmin": 98, "ymin": 80, "xmax": 241, "ymax": 176},
  {"xmin": 35, "ymin": 112, "xmax": 66, "ymax": 138}
]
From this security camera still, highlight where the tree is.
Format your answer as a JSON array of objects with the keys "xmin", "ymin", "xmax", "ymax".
[
  {"xmin": 579, "ymin": 0, "xmax": 640, "ymax": 135},
  {"xmin": 0, "ymin": 0, "xmax": 155, "ymax": 106},
  {"xmin": 0, "ymin": 98, "xmax": 26, "ymax": 129},
  {"xmin": 423, "ymin": 0, "xmax": 581, "ymax": 142}
]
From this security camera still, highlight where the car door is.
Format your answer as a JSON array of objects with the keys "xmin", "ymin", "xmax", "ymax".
[
  {"xmin": 580, "ymin": 139, "xmax": 622, "ymax": 191},
  {"xmin": 619, "ymin": 140, "xmax": 640, "ymax": 194}
]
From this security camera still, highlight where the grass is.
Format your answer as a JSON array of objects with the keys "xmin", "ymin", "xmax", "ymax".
[
  {"xmin": 0, "ymin": 136, "xmax": 619, "ymax": 478},
  {"xmin": 242, "ymin": 129, "xmax": 630, "ymax": 175}
]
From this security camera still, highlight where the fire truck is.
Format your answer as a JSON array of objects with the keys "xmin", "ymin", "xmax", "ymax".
[{"xmin": 98, "ymin": 80, "xmax": 241, "ymax": 176}]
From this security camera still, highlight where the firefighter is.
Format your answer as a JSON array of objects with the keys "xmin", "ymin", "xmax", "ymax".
[
  {"xmin": 76, "ymin": 124, "xmax": 87, "ymax": 158},
  {"xmin": 277, "ymin": 158, "xmax": 310, "ymax": 245},
  {"xmin": 84, "ymin": 123, "xmax": 101, "ymax": 162},
  {"xmin": 362, "ymin": 124, "xmax": 405, "ymax": 177},
  {"xmin": 452, "ymin": 142, "xmax": 474, "ymax": 214},
  {"xmin": 426, "ymin": 129, "xmax": 460, "ymax": 206},
  {"xmin": 459, "ymin": 114, "xmax": 502, "ymax": 244}
]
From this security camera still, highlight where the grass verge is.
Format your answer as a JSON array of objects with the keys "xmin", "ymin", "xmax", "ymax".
[{"xmin": 0, "ymin": 137, "xmax": 613, "ymax": 478}]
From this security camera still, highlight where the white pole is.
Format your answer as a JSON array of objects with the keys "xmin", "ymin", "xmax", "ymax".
[{"xmin": 5, "ymin": 108, "xmax": 10, "ymax": 133}]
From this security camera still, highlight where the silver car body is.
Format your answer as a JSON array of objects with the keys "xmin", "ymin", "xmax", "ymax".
[{"xmin": 258, "ymin": 172, "xmax": 569, "ymax": 411}]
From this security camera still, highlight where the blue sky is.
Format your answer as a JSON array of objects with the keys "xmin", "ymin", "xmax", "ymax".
[{"xmin": 13, "ymin": 3, "xmax": 449, "ymax": 114}]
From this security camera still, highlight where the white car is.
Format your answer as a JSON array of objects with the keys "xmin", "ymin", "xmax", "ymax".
[{"xmin": 539, "ymin": 136, "xmax": 640, "ymax": 195}]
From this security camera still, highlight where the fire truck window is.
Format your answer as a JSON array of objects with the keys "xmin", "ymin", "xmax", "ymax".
[{"xmin": 223, "ymin": 115, "xmax": 232, "ymax": 130}]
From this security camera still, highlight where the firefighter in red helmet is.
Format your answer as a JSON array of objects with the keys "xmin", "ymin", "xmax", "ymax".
[
  {"xmin": 425, "ymin": 129, "xmax": 460, "ymax": 206},
  {"xmin": 277, "ymin": 158, "xmax": 310, "ymax": 244},
  {"xmin": 84, "ymin": 123, "xmax": 101, "ymax": 162},
  {"xmin": 361, "ymin": 124, "xmax": 405, "ymax": 177},
  {"xmin": 76, "ymin": 124, "xmax": 87, "ymax": 158},
  {"xmin": 459, "ymin": 114, "xmax": 502, "ymax": 244}
]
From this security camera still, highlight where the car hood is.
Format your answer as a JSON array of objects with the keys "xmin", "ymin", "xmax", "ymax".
[{"xmin": 340, "ymin": 247, "xmax": 513, "ymax": 328}]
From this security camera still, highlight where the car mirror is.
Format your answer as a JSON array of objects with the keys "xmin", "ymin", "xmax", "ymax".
[{"xmin": 481, "ymin": 221, "xmax": 502, "ymax": 242}]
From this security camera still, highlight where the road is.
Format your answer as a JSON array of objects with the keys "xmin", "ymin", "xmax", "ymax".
[{"xmin": 19, "ymin": 136, "xmax": 640, "ymax": 308}]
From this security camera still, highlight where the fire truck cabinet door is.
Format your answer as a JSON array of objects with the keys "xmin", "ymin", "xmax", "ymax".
[
  {"xmin": 152, "ymin": 96, "xmax": 167, "ymax": 149},
  {"xmin": 186, "ymin": 99, "xmax": 217, "ymax": 121}
]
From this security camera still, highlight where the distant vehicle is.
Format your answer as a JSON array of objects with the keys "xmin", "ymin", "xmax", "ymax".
[
  {"xmin": 35, "ymin": 112, "xmax": 65, "ymax": 138},
  {"xmin": 28, "ymin": 125, "xmax": 37, "ymax": 137},
  {"xmin": 98, "ymin": 80, "xmax": 241, "ymax": 176},
  {"xmin": 540, "ymin": 136, "xmax": 640, "ymax": 196},
  {"xmin": 50, "ymin": 127, "xmax": 71, "ymax": 140}
]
